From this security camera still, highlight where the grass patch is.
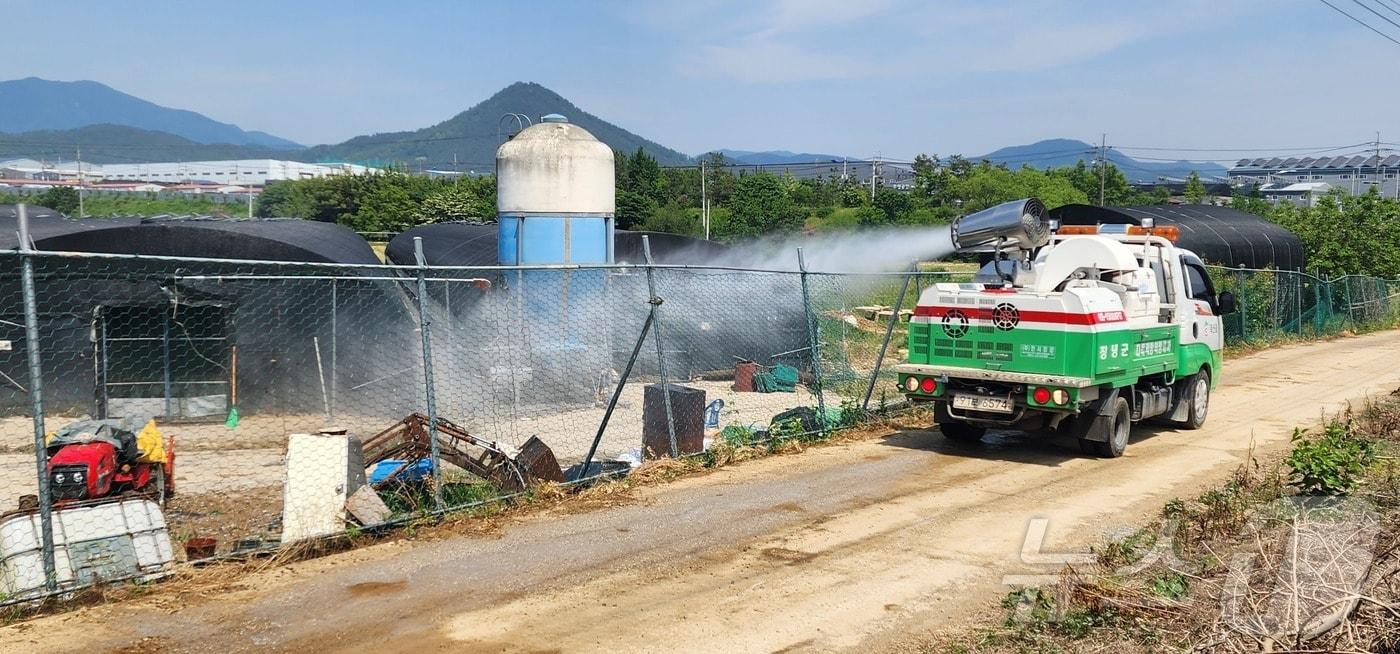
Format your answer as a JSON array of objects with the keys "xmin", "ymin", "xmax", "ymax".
[{"xmin": 926, "ymin": 393, "xmax": 1400, "ymax": 653}]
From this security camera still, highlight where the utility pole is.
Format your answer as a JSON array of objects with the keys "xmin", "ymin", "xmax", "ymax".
[
  {"xmin": 870, "ymin": 156, "xmax": 880, "ymax": 202},
  {"xmin": 699, "ymin": 160, "xmax": 709, "ymax": 240},
  {"xmin": 74, "ymin": 147, "xmax": 83, "ymax": 218},
  {"xmin": 1098, "ymin": 134, "xmax": 1107, "ymax": 207},
  {"xmin": 1376, "ymin": 131, "xmax": 1383, "ymax": 197}
]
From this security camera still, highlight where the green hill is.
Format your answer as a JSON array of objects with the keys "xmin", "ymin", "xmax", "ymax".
[
  {"xmin": 302, "ymin": 82, "xmax": 692, "ymax": 169},
  {"xmin": 0, "ymin": 82, "xmax": 694, "ymax": 170},
  {"xmin": 0, "ymin": 124, "xmax": 281, "ymax": 164},
  {"xmin": 0, "ymin": 77, "xmax": 303, "ymax": 149}
]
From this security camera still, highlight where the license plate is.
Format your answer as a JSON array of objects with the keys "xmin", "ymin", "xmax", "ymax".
[{"xmin": 952, "ymin": 393, "xmax": 1013, "ymax": 413}]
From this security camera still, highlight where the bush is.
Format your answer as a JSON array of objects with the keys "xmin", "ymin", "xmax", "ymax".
[{"xmin": 1286, "ymin": 419, "xmax": 1375, "ymax": 494}]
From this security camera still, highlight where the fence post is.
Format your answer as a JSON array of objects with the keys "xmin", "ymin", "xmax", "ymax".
[
  {"xmin": 17, "ymin": 204, "xmax": 58, "ymax": 592},
  {"xmin": 1313, "ymin": 272, "xmax": 1324, "ymax": 333},
  {"xmin": 412, "ymin": 237, "xmax": 444, "ymax": 513},
  {"xmin": 1294, "ymin": 271, "xmax": 1303, "ymax": 335},
  {"xmin": 862, "ymin": 261, "xmax": 916, "ymax": 412},
  {"xmin": 797, "ymin": 248, "xmax": 828, "ymax": 435},
  {"xmin": 579, "ymin": 309, "xmax": 655, "ymax": 481},
  {"xmin": 641, "ymin": 237, "xmax": 677, "ymax": 458},
  {"xmin": 1338, "ymin": 275, "xmax": 1349, "ymax": 327},
  {"xmin": 1235, "ymin": 266, "xmax": 1248, "ymax": 342}
]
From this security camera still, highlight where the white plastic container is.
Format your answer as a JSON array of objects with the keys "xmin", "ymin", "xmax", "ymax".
[{"xmin": 0, "ymin": 498, "xmax": 174, "ymax": 600}]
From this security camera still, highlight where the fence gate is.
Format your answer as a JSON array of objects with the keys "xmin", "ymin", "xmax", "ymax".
[{"xmin": 96, "ymin": 303, "xmax": 231, "ymax": 420}]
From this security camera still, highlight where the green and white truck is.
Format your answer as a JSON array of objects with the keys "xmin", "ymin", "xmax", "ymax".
[{"xmin": 893, "ymin": 199, "xmax": 1237, "ymax": 457}]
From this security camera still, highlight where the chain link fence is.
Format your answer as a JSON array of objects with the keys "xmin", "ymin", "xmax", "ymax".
[
  {"xmin": 1206, "ymin": 265, "xmax": 1400, "ymax": 344},
  {"xmin": 2, "ymin": 248, "xmax": 1395, "ymax": 605},
  {"xmin": 0, "ymin": 246, "xmax": 972, "ymax": 605}
]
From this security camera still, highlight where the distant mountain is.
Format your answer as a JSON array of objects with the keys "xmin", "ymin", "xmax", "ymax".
[
  {"xmin": 0, "ymin": 77, "xmax": 302, "ymax": 149},
  {"xmin": 0, "ymin": 124, "xmax": 284, "ymax": 164},
  {"xmin": 712, "ymin": 149, "xmax": 849, "ymax": 165},
  {"xmin": 978, "ymin": 138, "xmax": 1227, "ymax": 182},
  {"xmin": 305, "ymin": 82, "xmax": 691, "ymax": 168}
]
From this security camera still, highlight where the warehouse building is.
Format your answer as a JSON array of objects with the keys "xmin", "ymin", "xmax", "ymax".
[
  {"xmin": 96, "ymin": 159, "xmax": 375, "ymax": 186},
  {"xmin": 1228, "ymin": 154, "xmax": 1400, "ymax": 201}
]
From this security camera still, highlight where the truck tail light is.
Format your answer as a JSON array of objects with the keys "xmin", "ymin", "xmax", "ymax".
[
  {"xmin": 1032, "ymin": 387, "xmax": 1051, "ymax": 404},
  {"xmin": 920, "ymin": 378, "xmax": 937, "ymax": 394},
  {"xmin": 904, "ymin": 377, "xmax": 919, "ymax": 392},
  {"xmin": 1051, "ymin": 389, "xmax": 1070, "ymax": 405}
]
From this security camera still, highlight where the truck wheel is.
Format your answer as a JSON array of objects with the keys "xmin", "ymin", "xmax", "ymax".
[
  {"xmin": 940, "ymin": 420, "xmax": 986, "ymax": 443},
  {"xmin": 1079, "ymin": 396, "xmax": 1131, "ymax": 458},
  {"xmin": 1177, "ymin": 371, "xmax": 1210, "ymax": 430}
]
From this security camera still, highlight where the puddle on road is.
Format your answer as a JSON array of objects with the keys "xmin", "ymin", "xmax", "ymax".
[{"xmin": 346, "ymin": 580, "xmax": 408, "ymax": 597}]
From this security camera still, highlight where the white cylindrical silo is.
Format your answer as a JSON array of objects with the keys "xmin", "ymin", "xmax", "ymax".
[{"xmin": 496, "ymin": 114, "xmax": 615, "ymax": 264}]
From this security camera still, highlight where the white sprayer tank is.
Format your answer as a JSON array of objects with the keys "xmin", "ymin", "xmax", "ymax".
[{"xmin": 496, "ymin": 114, "xmax": 615, "ymax": 264}]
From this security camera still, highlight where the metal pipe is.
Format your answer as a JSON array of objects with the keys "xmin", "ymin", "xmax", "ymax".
[
  {"xmin": 330, "ymin": 279, "xmax": 337, "ymax": 417},
  {"xmin": 313, "ymin": 336, "xmax": 330, "ymax": 423},
  {"xmin": 797, "ymin": 247, "xmax": 828, "ymax": 435},
  {"xmin": 16, "ymin": 247, "xmax": 964, "ymax": 277},
  {"xmin": 641, "ymin": 237, "xmax": 678, "ymax": 457},
  {"xmin": 99, "ymin": 316, "xmax": 109, "ymax": 418},
  {"xmin": 578, "ymin": 310, "xmax": 655, "ymax": 481},
  {"xmin": 862, "ymin": 262, "xmax": 917, "ymax": 411},
  {"xmin": 413, "ymin": 237, "xmax": 444, "ymax": 512},
  {"xmin": 18, "ymin": 204, "xmax": 58, "ymax": 592},
  {"xmin": 162, "ymin": 309, "xmax": 173, "ymax": 418}
]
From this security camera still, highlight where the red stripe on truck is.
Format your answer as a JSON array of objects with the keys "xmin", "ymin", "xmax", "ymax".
[{"xmin": 912, "ymin": 305, "xmax": 1126, "ymax": 324}]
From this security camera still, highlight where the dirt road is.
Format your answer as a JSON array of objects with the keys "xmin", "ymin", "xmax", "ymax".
[{"xmin": 8, "ymin": 331, "xmax": 1400, "ymax": 654}]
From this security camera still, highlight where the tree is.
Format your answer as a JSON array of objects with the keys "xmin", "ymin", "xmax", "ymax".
[
  {"xmin": 35, "ymin": 186, "xmax": 80, "ymax": 215},
  {"xmin": 853, "ymin": 205, "xmax": 888, "ymax": 227},
  {"xmin": 639, "ymin": 202, "xmax": 703, "ymax": 237},
  {"xmin": 622, "ymin": 147, "xmax": 665, "ymax": 205},
  {"xmin": 615, "ymin": 189, "xmax": 656, "ymax": 230},
  {"xmin": 872, "ymin": 187, "xmax": 913, "ymax": 223},
  {"xmin": 1268, "ymin": 188, "xmax": 1400, "ymax": 278},
  {"xmin": 415, "ymin": 183, "xmax": 492, "ymax": 223},
  {"xmin": 720, "ymin": 172, "xmax": 804, "ymax": 239},
  {"xmin": 912, "ymin": 153, "xmax": 943, "ymax": 199},
  {"xmin": 1048, "ymin": 160, "xmax": 1139, "ymax": 206},
  {"xmin": 1184, "ymin": 171, "xmax": 1205, "ymax": 204}
]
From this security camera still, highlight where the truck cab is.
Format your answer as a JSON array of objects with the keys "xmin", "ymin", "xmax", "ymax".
[{"xmin": 894, "ymin": 223, "xmax": 1235, "ymax": 457}]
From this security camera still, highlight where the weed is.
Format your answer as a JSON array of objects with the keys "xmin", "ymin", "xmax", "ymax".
[
  {"xmin": 770, "ymin": 417, "xmax": 805, "ymax": 441},
  {"xmin": 1002, "ymin": 587, "xmax": 1057, "ymax": 628},
  {"xmin": 1148, "ymin": 571, "xmax": 1188, "ymax": 600},
  {"xmin": 1058, "ymin": 607, "xmax": 1113, "ymax": 639},
  {"xmin": 1096, "ymin": 528, "xmax": 1155, "ymax": 569},
  {"xmin": 1162, "ymin": 497, "xmax": 1185, "ymax": 519},
  {"xmin": 1286, "ymin": 418, "xmax": 1375, "ymax": 494},
  {"xmin": 719, "ymin": 423, "xmax": 757, "ymax": 448}
]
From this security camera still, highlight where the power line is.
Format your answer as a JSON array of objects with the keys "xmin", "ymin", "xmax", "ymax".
[
  {"xmin": 1114, "ymin": 142, "xmax": 1369, "ymax": 153},
  {"xmin": 1317, "ymin": 0, "xmax": 1400, "ymax": 47},
  {"xmin": 1350, "ymin": 0, "xmax": 1400, "ymax": 32}
]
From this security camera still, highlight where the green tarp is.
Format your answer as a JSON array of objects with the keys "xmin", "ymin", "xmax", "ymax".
[{"xmin": 754, "ymin": 364, "xmax": 799, "ymax": 393}]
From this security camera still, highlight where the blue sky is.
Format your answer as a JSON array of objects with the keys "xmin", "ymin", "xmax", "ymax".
[{"xmin": 5, "ymin": 0, "xmax": 1398, "ymax": 161}]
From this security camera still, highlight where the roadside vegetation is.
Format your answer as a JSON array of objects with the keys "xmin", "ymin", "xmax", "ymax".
[{"xmin": 917, "ymin": 391, "xmax": 1400, "ymax": 654}]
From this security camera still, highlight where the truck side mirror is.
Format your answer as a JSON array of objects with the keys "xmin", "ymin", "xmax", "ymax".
[{"xmin": 1216, "ymin": 291, "xmax": 1237, "ymax": 315}]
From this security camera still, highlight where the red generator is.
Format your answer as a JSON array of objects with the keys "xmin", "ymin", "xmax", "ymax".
[{"xmin": 46, "ymin": 418, "xmax": 175, "ymax": 505}]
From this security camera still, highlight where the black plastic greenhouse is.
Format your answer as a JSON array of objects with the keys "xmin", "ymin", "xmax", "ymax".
[{"xmin": 1048, "ymin": 203, "xmax": 1306, "ymax": 271}]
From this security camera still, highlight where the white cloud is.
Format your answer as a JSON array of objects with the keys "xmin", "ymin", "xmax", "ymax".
[{"xmin": 674, "ymin": 0, "xmax": 1228, "ymax": 83}]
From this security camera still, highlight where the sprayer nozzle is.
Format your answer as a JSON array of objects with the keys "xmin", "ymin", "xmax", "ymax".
[{"xmin": 950, "ymin": 198, "xmax": 1049, "ymax": 252}]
